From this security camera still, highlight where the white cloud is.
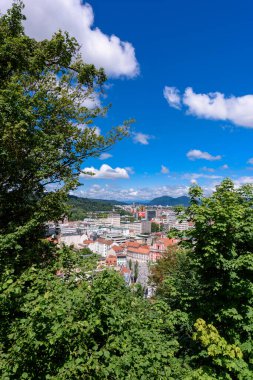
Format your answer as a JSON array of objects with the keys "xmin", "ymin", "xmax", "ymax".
[
  {"xmin": 247, "ymin": 158, "xmax": 253, "ymax": 165},
  {"xmin": 74, "ymin": 184, "xmax": 191, "ymax": 200},
  {"xmin": 183, "ymin": 87, "xmax": 228, "ymax": 120},
  {"xmin": 0, "ymin": 1, "xmax": 139, "ymax": 78},
  {"xmin": 99, "ymin": 153, "xmax": 112, "ymax": 160},
  {"xmin": 74, "ymin": 123, "xmax": 100, "ymax": 135},
  {"xmin": 221, "ymin": 164, "xmax": 229, "ymax": 169},
  {"xmin": 94, "ymin": 127, "xmax": 101, "ymax": 136},
  {"xmin": 182, "ymin": 173, "xmax": 222, "ymax": 180},
  {"xmin": 161, "ymin": 165, "xmax": 169, "ymax": 174},
  {"xmin": 202, "ymin": 166, "xmax": 215, "ymax": 172},
  {"xmin": 164, "ymin": 85, "xmax": 253, "ymax": 128},
  {"xmin": 234, "ymin": 176, "xmax": 253, "ymax": 186},
  {"xmin": 133, "ymin": 132, "xmax": 153, "ymax": 145},
  {"xmin": 81, "ymin": 92, "xmax": 101, "ymax": 109},
  {"xmin": 187, "ymin": 149, "xmax": 222, "ymax": 161},
  {"xmin": 163, "ymin": 86, "xmax": 181, "ymax": 109},
  {"xmin": 73, "ymin": 176, "xmax": 253, "ymax": 202},
  {"xmin": 80, "ymin": 164, "xmax": 129, "ymax": 179},
  {"xmin": 125, "ymin": 167, "xmax": 135, "ymax": 174}
]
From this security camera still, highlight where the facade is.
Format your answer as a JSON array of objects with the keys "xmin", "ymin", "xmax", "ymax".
[
  {"xmin": 127, "ymin": 246, "xmax": 150, "ymax": 263},
  {"xmin": 146, "ymin": 209, "xmax": 156, "ymax": 221},
  {"xmin": 116, "ymin": 254, "xmax": 127, "ymax": 267},
  {"xmin": 150, "ymin": 237, "xmax": 178, "ymax": 261},
  {"xmin": 88, "ymin": 238, "xmax": 115, "ymax": 257},
  {"xmin": 121, "ymin": 220, "xmax": 151, "ymax": 234},
  {"xmin": 108, "ymin": 213, "xmax": 121, "ymax": 227}
]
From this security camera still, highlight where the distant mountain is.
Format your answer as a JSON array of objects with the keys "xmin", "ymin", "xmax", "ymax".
[{"xmin": 148, "ymin": 196, "xmax": 190, "ymax": 206}]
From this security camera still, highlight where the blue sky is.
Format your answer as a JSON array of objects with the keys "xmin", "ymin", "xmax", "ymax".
[{"xmin": 2, "ymin": 0, "xmax": 253, "ymax": 200}]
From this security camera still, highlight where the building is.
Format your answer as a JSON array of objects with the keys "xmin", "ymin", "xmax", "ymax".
[
  {"xmin": 150, "ymin": 237, "xmax": 178, "ymax": 261},
  {"xmin": 116, "ymin": 254, "xmax": 127, "ymax": 267},
  {"xmin": 146, "ymin": 209, "xmax": 156, "ymax": 221},
  {"xmin": 127, "ymin": 246, "xmax": 150, "ymax": 263},
  {"xmin": 106, "ymin": 255, "xmax": 117, "ymax": 266},
  {"xmin": 108, "ymin": 213, "xmax": 121, "ymax": 227},
  {"xmin": 121, "ymin": 220, "xmax": 151, "ymax": 234},
  {"xmin": 89, "ymin": 238, "xmax": 115, "ymax": 257}
]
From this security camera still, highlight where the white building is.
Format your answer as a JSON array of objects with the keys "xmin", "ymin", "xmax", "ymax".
[
  {"xmin": 121, "ymin": 220, "xmax": 151, "ymax": 234},
  {"xmin": 89, "ymin": 238, "xmax": 116, "ymax": 257},
  {"xmin": 108, "ymin": 213, "xmax": 121, "ymax": 227}
]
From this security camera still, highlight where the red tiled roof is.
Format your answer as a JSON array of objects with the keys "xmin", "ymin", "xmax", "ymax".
[
  {"xmin": 120, "ymin": 266, "xmax": 131, "ymax": 274},
  {"xmin": 83, "ymin": 239, "xmax": 93, "ymax": 244},
  {"xmin": 123, "ymin": 241, "xmax": 141, "ymax": 248},
  {"xmin": 106, "ymin": 255, "xmax": 116, "ymax": 259},
  {"xmin": 157, "ymin": 238, "xmax": 178, "ymax": 247},
  {"xmin": 112, "ymin": 246, "xmax": 124, "ymax": 252},
  {"xmin": 97, "ymin": 238, "xmax": 113, "ymax": 246},
  {"xmin": 127, "ymin": 247, "xmax": 150, "ymax": 255}
]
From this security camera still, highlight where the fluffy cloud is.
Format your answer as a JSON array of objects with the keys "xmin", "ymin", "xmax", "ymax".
[
  {"xmin": 80, "ymin": 164, "xmax": 129, "ymax": 179},
  {"xmin": 234, "ymin": 176, "xmax": 253, "ymax": 186},
  {"xmin": 0, "ymin": 1, "xmax": 139, "ymax": 78},
  {"xmin": 73, "ymin": 176, "xmax": 253, "ymax": 201},
  {"xmin": 99, "ymin": 153, "xmax": 112, "ymax": 160},
  {"xmin": 248, "ymin": 158, "xmax": 253, "ymax": 165},
  {"xmin": 125, "ymin": 167, "xmax": 135, "ymax": 175},
  {"xmin": 163, "ymin": 86, "xmax": 181, "ymax": 109},
  {"xmin": 187, "ymin": 149, "xmax": 222, "ymax": 161},
  {"xmin": 73, "ymin": 184, "xmax": 191, "ymax": 200},
  {"xmin": 133, "ymin": 132, "xmax": 153, "ymax": 145},
  {"xmin": 182, "ymin": 173, "xmax": 222, "ymax": 180},
  {"xmin": 161, "ymin": 165, "xmax": 169, "ymax": 174},
  {"xmin": 221, "ymin": 164, "xmax": 229, "ymax": 169},
  {"xmin": 164, "ymin": 86, "xmax": 253, "ymax": 128}
]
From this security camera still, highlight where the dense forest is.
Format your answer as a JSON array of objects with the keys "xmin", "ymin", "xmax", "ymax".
[
  {"xmin": 67, "ymin": 195, "xmax": 127, "ymax": 220},
  {"xmin": 1, "ymin": 3, "xmax": 253, "ymax": 379}
]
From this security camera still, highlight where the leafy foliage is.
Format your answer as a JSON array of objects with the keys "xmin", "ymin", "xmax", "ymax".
[
  {"xmin": 0, "ymin": 247, "xmax": 192, "ymax": 379},
  {"xmin": 67, "ymin": 195, "xmax": 128, "ymax": 221},
  {"xmin": 0, "ymin": 1, "xmax": 128, "ymax": 273},
  {"xmin": 151, "ymin": 179, "xmax": 253, "ymax": 378}
]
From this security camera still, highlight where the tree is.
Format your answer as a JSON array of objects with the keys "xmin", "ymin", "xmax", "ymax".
[
  {"xmin": 0, "ymin": 2, "xmax": 128, "ymax": 273},
  {"xmin": 0, "ymin": 5, "xmax": 195, "ymax": 379},
  {"xmin": 134, "ymin": 260, "xmax": 139, "ymax": 283},
  {"xmin": 151, "ymin": 222, "xmax": 160, "ymax": 233},
  {"xmin": 186, "ymin": 180, "xmax": 253, "ymax": 346},
  {"xmin": 0, "ymin": 245, "xmax": 195, "ymax": 379},
  {"xmin": 151, "ymin": 179, "xmax": 253, "ymax": 378}
]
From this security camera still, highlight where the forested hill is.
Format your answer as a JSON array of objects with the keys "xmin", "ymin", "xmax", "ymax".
[
  {"xmin": 149, "ymin": 196, "xmax": 190, "ymax": 206},
  {"xmin": 67, "ymin": 195, "xmax": 126, "ymax": 220}
]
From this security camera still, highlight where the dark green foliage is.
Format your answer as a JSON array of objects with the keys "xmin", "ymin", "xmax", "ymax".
[
  {"xmin": 0, "ymin": 1, "xmax": 128, "ymax": 273},
  {"xmin": 0, "ymin": 247, "xmax": 191, "ymax": 379},
  {"xmin": 67, "ymin": 195, "xmax": 127, "ymax": 221},
  {"xmin": 151, "ymin": 179, "xmax": 253, "ymax": 379},
  {"xmin": 151, "ymin": 222, "xmax": 160, "ymax": 232},
  {"xmin": 134, "ymin": 260, "xmax": 139, "ymax": 282}
]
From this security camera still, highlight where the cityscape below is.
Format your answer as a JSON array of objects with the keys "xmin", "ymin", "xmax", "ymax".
[{"xmin": 48, "ymin": 203, "xmax": 192, "ymax": 293}]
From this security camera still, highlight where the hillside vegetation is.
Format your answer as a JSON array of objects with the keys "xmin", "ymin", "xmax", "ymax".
[{"xmin": 68, "ymin": 195, "xmax": 126, "ymax": 220}]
